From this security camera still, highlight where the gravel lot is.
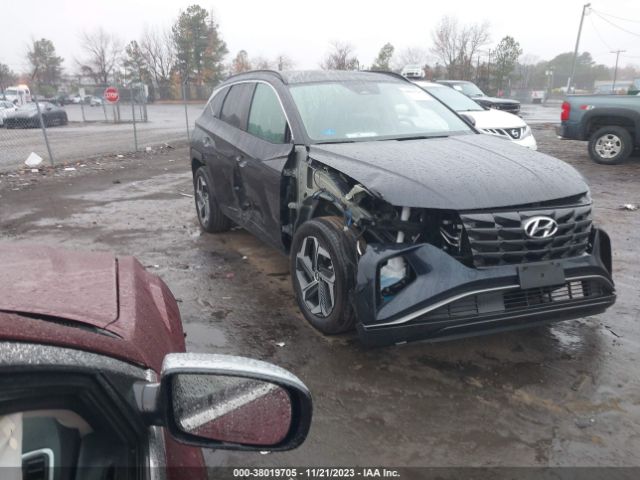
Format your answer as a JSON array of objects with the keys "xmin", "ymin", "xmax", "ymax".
[{"xmin": 0, "ymin": 125, "xmax": 639, "ymax": 471}]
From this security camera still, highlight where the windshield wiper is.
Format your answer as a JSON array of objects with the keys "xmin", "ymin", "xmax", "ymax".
[
  {"xmin": 389, "ymin": 135, "xmax": 449, "ymax": 141},
  {"xmin": 315, "ymin": 140, "xmax": 356, "ymax": 145}
]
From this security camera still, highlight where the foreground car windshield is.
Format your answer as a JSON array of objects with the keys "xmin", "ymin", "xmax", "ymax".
[
  {"xmin": 424, "ymin": 86, "xmax": 484, "ymax": 112},
  {"xmin": 289, "ymin": 80, "xmax": 471, "ymax": 142}
]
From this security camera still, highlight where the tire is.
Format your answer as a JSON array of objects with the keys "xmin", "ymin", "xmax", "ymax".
[
  {"xmin": 588, "ymin": 126, "xmax": 634, "ymax": 165},
  {"xmin": 290, "ymin": 216, "xmax": 357, "ymax": 335},
  {"xmin": 61, "ymin": 114, "xmax": 68, "ymax": 126},
  {"xmin": 193, "ymin": 165, "xmax": 231, "ymax": 233}
]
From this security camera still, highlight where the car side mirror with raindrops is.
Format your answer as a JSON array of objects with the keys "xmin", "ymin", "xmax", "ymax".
[{"xmin": 134, "ymin": 353, "xmax": 312, "ymax": 451}]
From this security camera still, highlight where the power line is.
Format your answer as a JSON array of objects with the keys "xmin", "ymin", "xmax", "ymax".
[
  {"xmin": 592, "ymin": 11, "xmax": 640, "ymax": 38},
  {"xmin": 589, "ymin": 14, "xmax": 614, "ymax": 50},
  {"xmin": 592, "ymin": 9, "xmax": 640, "ymax": 24}
]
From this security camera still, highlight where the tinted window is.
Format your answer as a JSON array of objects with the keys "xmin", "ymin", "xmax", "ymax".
[
  {"xmin": 247, "ymin": 84, "xmax": 287, "ymax": 143},
  {"xmin": 208, "ymin": 86, "xmax": 229, "ymax": 117},
  {"xmin": 220, "ymin": 83, "xmax": 255, "ymax": 130}
]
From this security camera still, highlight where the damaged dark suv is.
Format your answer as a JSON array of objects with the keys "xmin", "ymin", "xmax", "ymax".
[{"xmin": 190, "ymin": 70, "xmax": 615, "ymax": 346}]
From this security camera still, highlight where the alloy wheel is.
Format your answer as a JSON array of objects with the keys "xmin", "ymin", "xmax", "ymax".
[
  {"xmin": 195, "ymin": 175, "xmax": 210, "ymax": 226},
  {"xmin": 595, "ymin": 134, "xmax": 622, "ymax": 159},
  {"xmin": 295, "ymin": 236, "xmax": 336, "ymax": 317}
]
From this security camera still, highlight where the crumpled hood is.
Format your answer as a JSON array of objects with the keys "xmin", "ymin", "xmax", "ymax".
[{"xmin": 308, "ymin": 134, "xmax": 588, "ymax": 210}]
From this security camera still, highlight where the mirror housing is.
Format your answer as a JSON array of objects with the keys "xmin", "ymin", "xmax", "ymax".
[
  {"xmin": 135, "ymin": 353, "xmax": 312, "ymax": 452},
  {"xmin": 459, "ymin": 113, "xmax": 476, "ymax": 127}
]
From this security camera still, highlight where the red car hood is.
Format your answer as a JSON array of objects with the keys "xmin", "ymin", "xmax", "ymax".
[
  {"xmin": 0, "ymin": 244, "xmax": 186, "ymax": 371},
  {"xmin": 0, "ymin": 244, "xmax": 119, "ymax": 327}
]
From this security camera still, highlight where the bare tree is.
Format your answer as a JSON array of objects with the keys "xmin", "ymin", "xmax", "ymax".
[
  {"xmin": 230, "ymin": 50, "xmax": 251, "ymax": 74},
  {"xmin": 252, "ymin": 55, "xmax": 273, "ymax": 70},
  {"xmin": 320, "ymin": 41, "xmax": 358, "ymax": 70},
  {"xmin": 78, "ymin": 28, "xmax": 123, "ymax": 85},
  {"xmin": 250, "ymin": 54, "xmax": 294, "ymax": 71},
  {"xmin": 274, "ymin": 54, "xmax": 294, "ymax": 71},
  {"xmin": 139, "ymin": 27, "xmax": 175, "ymax": 97},
  {"xmin": 393, "ymin": 46, "xmax": 430, "ymax": 71},
  {"xmin": 431, "ymin": 16, "xmax": 490, "ymax": 80}
]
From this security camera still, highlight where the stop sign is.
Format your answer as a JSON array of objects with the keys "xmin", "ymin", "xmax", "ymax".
[{"xmin": 104, "ymin": 86, "xmax": 119, "ymax": 104}]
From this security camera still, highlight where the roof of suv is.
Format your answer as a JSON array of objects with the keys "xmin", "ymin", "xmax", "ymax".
[
  {"xmin": 439, "ymin": 80, "xmax": 472, "ymax": 85},
  {"xmin": 224, "ymin": 69, "xmax": 406, "ymax": 86}
]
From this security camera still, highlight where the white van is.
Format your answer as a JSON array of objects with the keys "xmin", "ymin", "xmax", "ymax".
[{"xmin": 3, "ymin": 85, "xmax": 31, "ymax": 105}]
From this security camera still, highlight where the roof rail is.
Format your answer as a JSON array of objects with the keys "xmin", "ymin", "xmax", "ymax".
[
  {"xmin": 224, "ymin": 69, "xmax": 285, "ymax": 82},
  {"xmin": 363, "ymin": 70, "xmax": 412, "ymax": 83}
]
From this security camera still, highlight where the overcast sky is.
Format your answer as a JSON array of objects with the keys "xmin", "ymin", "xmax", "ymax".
[{"xmin": 2, "ymin": 0, "xmax": 640, "ymax": 75}]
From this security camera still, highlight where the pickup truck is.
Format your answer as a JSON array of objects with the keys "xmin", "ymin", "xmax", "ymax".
[{"xmin": 557, "ymin": 95, "xmax": 640, "ymax": 164}]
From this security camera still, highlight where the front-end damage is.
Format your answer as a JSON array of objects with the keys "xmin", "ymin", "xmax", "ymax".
[{"xmin": 283, "ymin": 147, "xmax": 616, "ymax": 346}]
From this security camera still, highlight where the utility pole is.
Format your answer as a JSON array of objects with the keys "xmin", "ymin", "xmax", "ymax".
[
  {"xmin": 611, "ymin": 50, "xmax": 626, "ymax": 93},
  {"xmin": 567, "ymin": 3, "xmax": 591, "ymax": 93}
]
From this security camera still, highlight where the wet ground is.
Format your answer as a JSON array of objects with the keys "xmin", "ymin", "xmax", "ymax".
[{"xmin": 0, "ymin": 126, "xmax": 639, "ymax": 468}]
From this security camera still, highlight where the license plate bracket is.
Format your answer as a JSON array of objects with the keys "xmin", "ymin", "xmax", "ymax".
[{"xmin": 518, "ymin": 262, "xmax": 565, "ymax": 289}]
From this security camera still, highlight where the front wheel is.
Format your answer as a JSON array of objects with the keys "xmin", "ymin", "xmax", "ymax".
[
  {"xmin": 588, "ymin": 126, "xmax": 633, "ymax": 165},
  {"xmin": 290, "ymin": 216, "xmax": 357, "ymax": 335}
]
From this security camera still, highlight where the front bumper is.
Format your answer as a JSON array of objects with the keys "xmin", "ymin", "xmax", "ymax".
[
  {"xmin": 513, "ymin": 134, "xmax": 537, "ymax": 150},
  {"xmin": 355, "ymin": 228, "xmax": 615, "ymax": 346}
]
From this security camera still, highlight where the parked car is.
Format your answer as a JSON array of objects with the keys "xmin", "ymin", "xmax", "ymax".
[
  {"xmin": 438, "ymin": 80, "xmax": 521, "ymax": 115},
  {"xmin": 0, "ymin": 244, "xmax": 312, "ymax": 479},
  {"xmin": 557, "ymin": 94, "xmax": 640, "ymax": 164},
  {"xmin": 414, "ymin": 80, "xmax": 537, "ymax": 149},
  {"xmin": 0, "ymin": 100, "xmax": 17, "ymax": 127},
  {"xmin": 400, "ymin": 64, "xmax": 424, "ymax": 79},
  {"xmin": 190, "ymin": 70, "xmax": 615, "ymax": 346},
  {"xmin": 84, "ymin": 95, "xmax": 103, "ymax": 106},
  {"xmin": 4, "ymin": 102, "xmax": 68, "ymax": 128}
]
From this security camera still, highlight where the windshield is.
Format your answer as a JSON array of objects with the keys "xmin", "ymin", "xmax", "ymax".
[
  {"xmin": 4, "ymin": 89, "xmax": 17, "ymax": 96},
  {"xmin": 421, "ymin": 85, "xmax": 484, "ymax": 112},
  {"xmin": 289, "ymin": 80, "xmax": 471, "ymax": 143},
  {"xmin": 449, "ymin": 82, "xmax": 485, "ymax": 97}
]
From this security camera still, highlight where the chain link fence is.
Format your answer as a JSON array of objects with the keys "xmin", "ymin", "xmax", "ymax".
[{"xmin": 0, "ymin": 81, "xmax": 210, "ymax": 172}]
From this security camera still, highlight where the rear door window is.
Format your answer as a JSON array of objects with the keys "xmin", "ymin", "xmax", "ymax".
[
  {"xmin": 220, "ymin": 83, "xmax": 255, "ymax": 130},
  {"xmin": 208, "ymin": 86, "xmax": 229, "ymax": 118},
  {"xmin": 247, "ymin": 84, "xmax": 288, "ymax": 143}
]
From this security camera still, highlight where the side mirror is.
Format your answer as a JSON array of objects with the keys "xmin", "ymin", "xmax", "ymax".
[
  {"xmin": 459, "ymin": 113, "xmax": 476, "ymax": 127},
  {"xmin": 136, "ymin": 353, "xmax": 312, "ymax": 451}
]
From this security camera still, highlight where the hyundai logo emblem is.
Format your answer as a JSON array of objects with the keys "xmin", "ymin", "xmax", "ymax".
[{"xmin": 523, "ymin": 216, "xmax": 558, "ymax": 239}]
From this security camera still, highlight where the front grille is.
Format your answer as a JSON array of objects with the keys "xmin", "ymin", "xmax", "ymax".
[
  {"xmin": 481, "ymin": 127, "xmax": 526, "ymax": 140},
  {"xmin": 493, "ymin": 103, "xmax": 520, "ymax": 114},
  {"xmin": 423, "ymin": 279, "xmax": 607, "ymax": 322},
  {"xmin": 460, "ymin": 205, "xmax": 592, "ymax": 267}
]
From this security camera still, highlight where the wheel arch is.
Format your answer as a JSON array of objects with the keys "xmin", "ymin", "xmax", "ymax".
[
  {"xmin": 191, "ymin": 151, "xmax": 205, "ymax": 178},
  {"xmin": 582, "ymin": 108, "xmax": 640, "ymax": 144}
]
